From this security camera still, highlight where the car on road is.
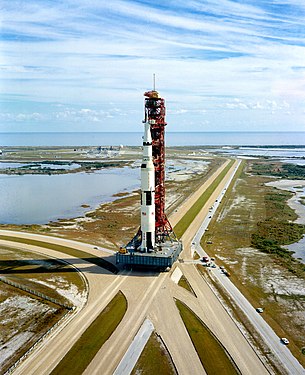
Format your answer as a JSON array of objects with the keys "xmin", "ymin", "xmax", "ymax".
[
  {"xmin": 220, "ymin": 266, "xmax": 225, "ymax": 270},
  {"xmin": 256, "ymin": 308, "xmax": 264, "ymax": 313},
  {"xmin": 281, "ymin": 338, "xmax": 289, "ymax": 345},
  {"xmin": 211, "ymin": 263, "xmax": 216, "ymax": 268},
  {"xmin": 202, "ymin": 256, "xmax": 209, "ymax": 263}
]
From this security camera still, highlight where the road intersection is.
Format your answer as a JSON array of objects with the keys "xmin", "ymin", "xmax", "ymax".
[{"xmin": 1, "ymin": 158, "xmax": 303, "ymax": 374}]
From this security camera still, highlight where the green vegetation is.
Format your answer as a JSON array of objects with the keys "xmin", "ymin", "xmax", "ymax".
[
  {"xmin": 193, "ymin": 251, "xmax": 200, "ymax": 260},
  {"xmin": 251, "ymin": 190, "xmax": 305, "ymax": 276},
  {"xmin": 178, "ymin": 275, "xmax": 196, "ymax": 296},
  {"xmin": 174, "ymin": 160, "xmax": 234, "ymax": 238},
  {"xmin": 51, "ymin": 291, "xmax": 127, "ymax": 375},
  {"xmin": 251, "ymin": 162, "xmax": 305, "ymax": 179},
  {"xmin": 1, "ymin": 159, "xmax": 128, "ymax": 175},
  {"xmin": 131, "ymin": 332, "xmax": 176, "ymax": 375},
  {"xmin": 175, "ymin": 300, "xmax": 239, "ymax": 375},
  {"xmin": 0, "ymin": 235, "xmax": 119, "ymax": 274}
]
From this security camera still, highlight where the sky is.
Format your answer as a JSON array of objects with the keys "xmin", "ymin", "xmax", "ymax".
[{"xmin": 1, "ymin": 0, "xmax": 305, "ymax": 133}]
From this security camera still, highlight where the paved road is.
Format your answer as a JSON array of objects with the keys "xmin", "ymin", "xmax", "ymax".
[
  {"xmin": 170, "ymin": 159, "xmax": 231, "ymax": 228},
  {"xmin": 191, "ymin": 161, "xmax": 305, "ymax": 375},
  {"xmin": 180, "ymin": 160, "xmax": 241, "ymax": 261},
  {"xmin": 113, "ymin": 318, "xmax": 154, "ymax": 375},
  {"xmin": 0, "ymin": 238, "xmax": 127, "ymax": 375},
  {"xmin": 211, "ymin": 268, "xmax": 305, "ymax": 375},
  {"xmin": 174, "ymin": 264, "xmax": 268, "ymax": 374},
  {"xmin": 2, "ymin": 157, "xmax": 302, "ymax": 374}
]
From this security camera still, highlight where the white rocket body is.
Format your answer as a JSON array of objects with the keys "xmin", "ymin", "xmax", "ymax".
[{"xmin": 140, "ymin": 122, "xmax": 155, "ymax": 252}]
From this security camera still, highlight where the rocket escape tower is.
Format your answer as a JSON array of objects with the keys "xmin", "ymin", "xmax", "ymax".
[{"xmin": 116, "ymin": 81, "xmax": 183, "ymax": 269}]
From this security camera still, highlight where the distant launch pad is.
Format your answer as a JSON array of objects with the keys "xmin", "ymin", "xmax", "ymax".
[{"xmin": 116, "ymin": 85, "xmax": 182, "ymax": 269}]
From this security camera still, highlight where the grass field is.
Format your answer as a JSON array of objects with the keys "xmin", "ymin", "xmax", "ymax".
[
  {"xmin": 178, "ymin": 275, "xmax": 196, "ymax": 296},
  {"xmin": 174, "ymin": 160, "xmax": 234, "ymax": 238},
  {"xmin": 131, "ymin": 332, "xmax": 177, "ymax": 375},
  {"xmin": 175, "ymin": 299, "xmax": 239, "ymax": 375},
  {"xmin": 51, "ymin": 291, "xmax": 127, "ymax": 375}
]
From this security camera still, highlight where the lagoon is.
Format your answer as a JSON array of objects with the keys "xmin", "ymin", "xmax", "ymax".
[{"xmin": 0, "ymin": 167, "xmax": 139, "ymax": 225}]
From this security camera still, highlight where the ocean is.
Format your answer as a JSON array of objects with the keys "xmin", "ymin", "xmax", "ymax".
[{"xmin": 1, "ymin": 132, "xmax": 305, "ymax": 147}]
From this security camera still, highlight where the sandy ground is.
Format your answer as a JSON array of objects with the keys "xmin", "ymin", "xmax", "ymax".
[{"xmin": 0, "ymin": 159, "xmax": 271, "ymax": 375}]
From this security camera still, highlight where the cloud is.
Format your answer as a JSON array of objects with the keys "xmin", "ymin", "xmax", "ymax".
[
  {"xmin": 1, "ymin": 1, "xmax": 305, "ymax": 132},
  {"xmin": 0, "ymin": 112, "xmax": 44, "ymax": 121},
  {"xmin": 0, "ymin": 105, "xmax": 132, "ymax": 125},
  {"xmin": 223, "ymin": 98, "xmax": 291, "ymax": 111}
]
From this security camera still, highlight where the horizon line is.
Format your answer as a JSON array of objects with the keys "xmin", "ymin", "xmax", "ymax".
[{"xmin": 1, "ymin": 131, "xmax": 305, "ymax": 134}]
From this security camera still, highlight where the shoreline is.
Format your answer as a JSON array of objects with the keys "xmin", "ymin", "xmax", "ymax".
[{"xmin": 266, "ymin": 179, "xmax": 305, "ymax": 263}]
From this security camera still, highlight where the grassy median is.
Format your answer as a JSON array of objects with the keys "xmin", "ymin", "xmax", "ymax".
[
  {"xmin": 178, "ymin": 275, "xmax": 196, "ymax": 296},
  {"xmin": 131, "ymin": 332, "xmax": 177, "ymax": 375},
  {"xmin": 51, "ymin": 291, "xmax": 127, "ymax": 375},
  {"xmin": 174, "ymin": 160, "xmax": 234, "ymax": 238},
  {"xmin": 175, "ymin": 299, "xmax": 240, "ymax": 375}
]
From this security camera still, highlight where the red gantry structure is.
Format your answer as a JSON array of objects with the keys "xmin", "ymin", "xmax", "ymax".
[
  {"xmin": 116, "ymin": 84, "xmax": 182, "ymax": 270},
  {"xmin": 143, "ymin": 89, "xmax": 173, "ymax": 242}
]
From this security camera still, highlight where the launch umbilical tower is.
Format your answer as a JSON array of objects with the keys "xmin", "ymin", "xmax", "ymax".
[{"xmin": 143, "ymin": 90, "xmax": 173, "ymax": 243}]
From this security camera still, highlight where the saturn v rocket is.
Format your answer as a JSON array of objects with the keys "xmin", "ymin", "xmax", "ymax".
[
  {"xmin": 116, "ymin": 87, "xmax": 182, "ymax": 268},
  {"xmin": 140, "ymin": 121, "xmax": 155, "ymax": 252}
]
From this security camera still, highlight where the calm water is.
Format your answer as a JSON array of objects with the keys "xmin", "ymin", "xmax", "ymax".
[
  {"xmin": 216, "ymin": 147, "xmax": 305, "ymax": 164},
  {"xmin": 0, "ymin": 167, "xmax": 139, "ymax": 224},
  {"xmin": 287, "ymin": 236, "xmax": 305, "ymax": 263},
  {"xmin": 1, "ymin": 132, "xmax": 305, "ymax": 147}
]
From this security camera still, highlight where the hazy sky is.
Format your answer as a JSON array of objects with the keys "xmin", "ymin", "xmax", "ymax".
[{"xmin": 1, "ymin": 1, "xmax": 305, "ymax": 133}]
